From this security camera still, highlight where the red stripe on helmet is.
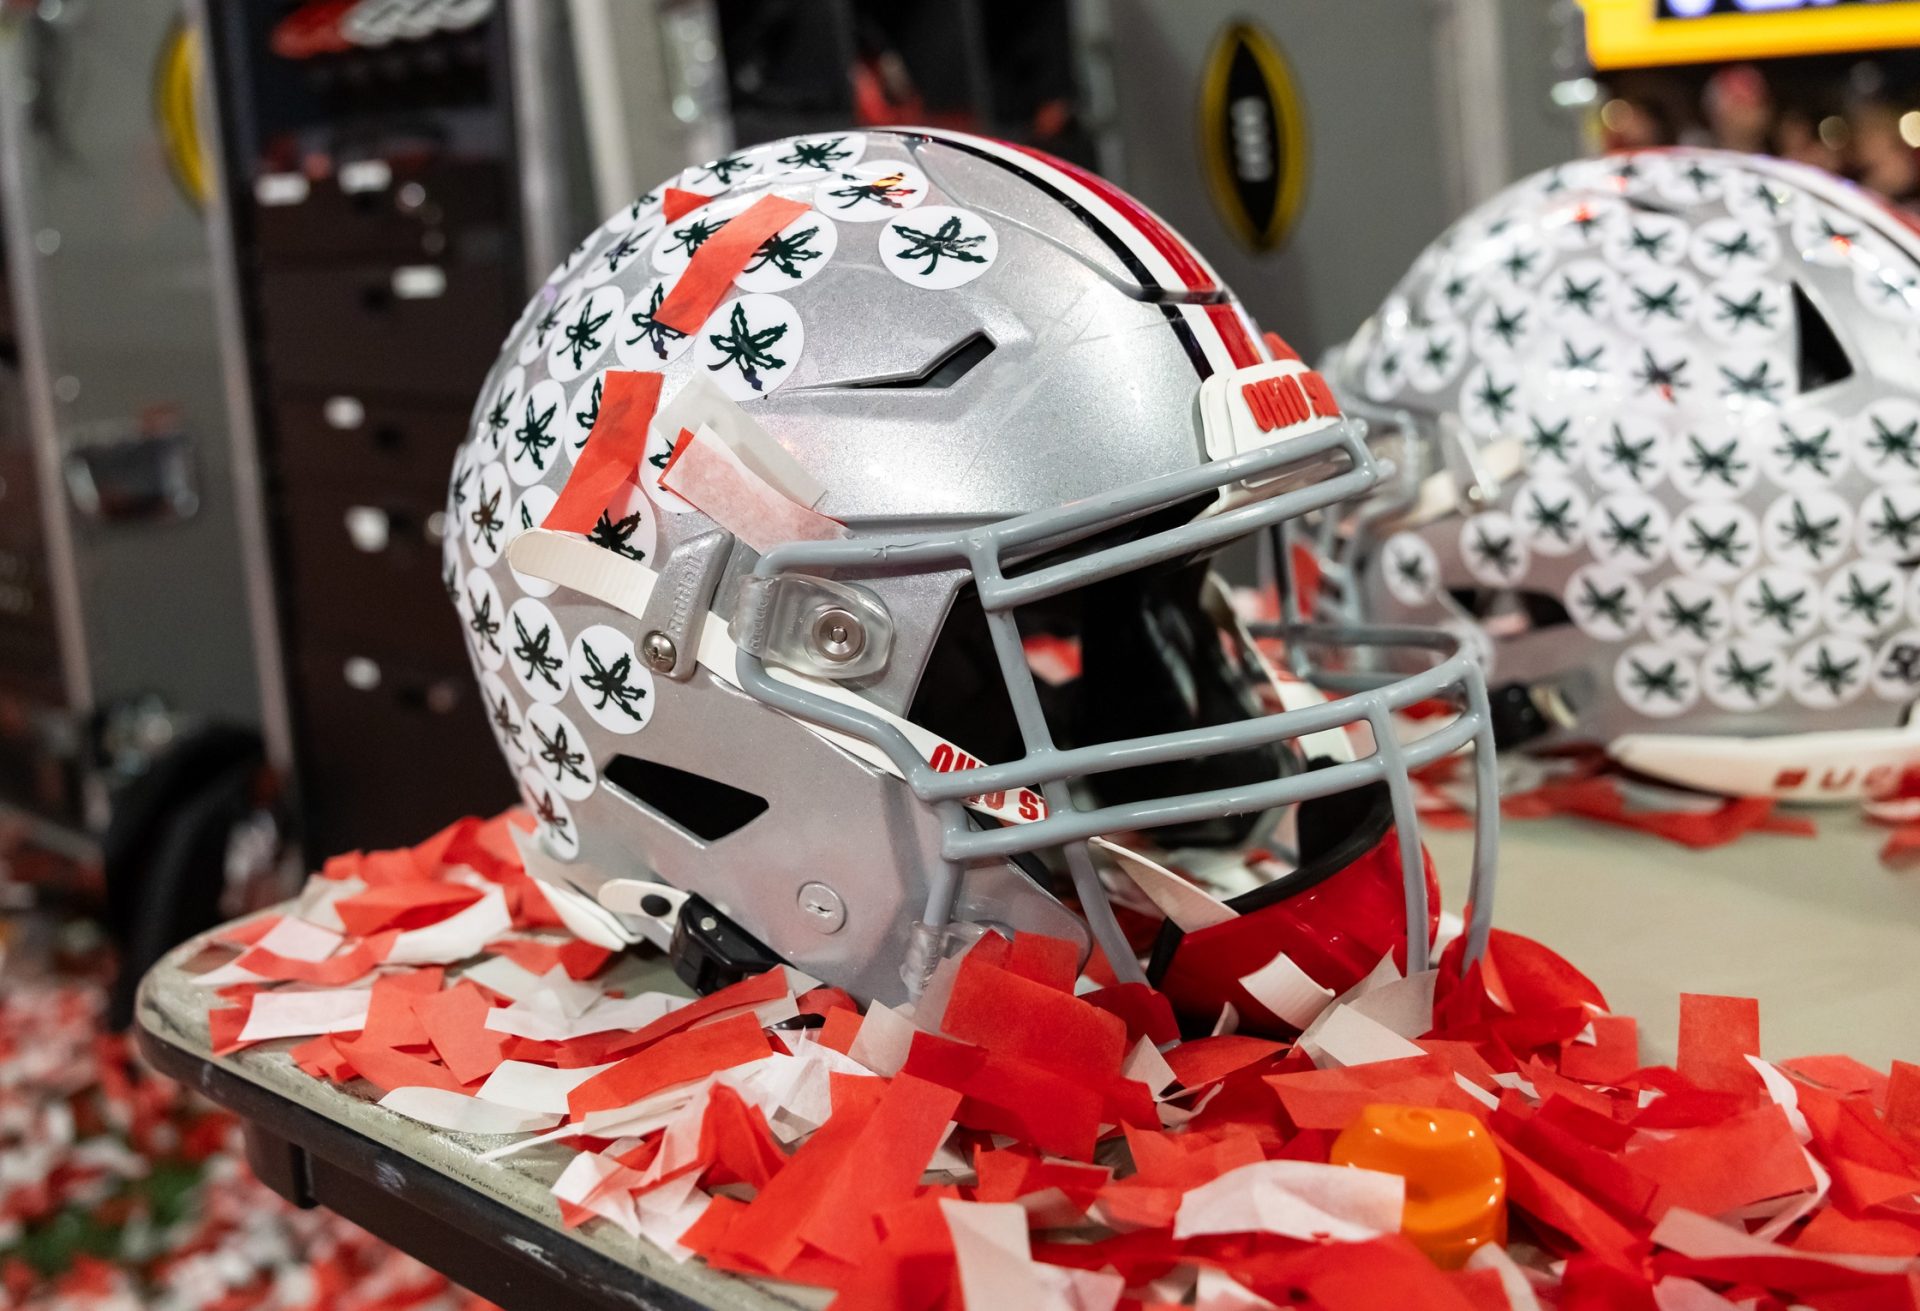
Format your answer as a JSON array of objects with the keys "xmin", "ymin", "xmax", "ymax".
[{"xmin": 1009, "ymin": 144, "xmax": 1218, "ymax": 293}]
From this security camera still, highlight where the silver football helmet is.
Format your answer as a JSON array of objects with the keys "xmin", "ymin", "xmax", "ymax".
[
  {"xmin": 447, "ymin": 128, "xmax": 1495, "ymax": 1021},
  {"xmin": 1327, "ymin": 148, "xmax": 1920, "ymax": 803}
]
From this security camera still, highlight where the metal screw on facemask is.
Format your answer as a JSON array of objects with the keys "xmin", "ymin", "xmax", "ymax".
[
  {"xmin": 642, "ymin": 631, "xmax": 677, "ymax": 672},
  {"xmin": 810, "ymin": 608, "xmax": 866, "ymax": 663},
  {"xmin": 796, "ymin": 881, "xmax": 846, "ymax": 933}
]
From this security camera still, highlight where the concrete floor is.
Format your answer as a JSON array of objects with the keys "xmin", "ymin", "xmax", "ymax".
[{"xmin": 1428, "ymin": 813, "xmax": 1920, "ymax": 1071}]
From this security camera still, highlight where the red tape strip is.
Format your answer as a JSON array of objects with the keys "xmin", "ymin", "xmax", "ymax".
[
  {"xmin": 545, "ymin": 370, "xmax": 663, "ymax": 534},
  {"xmin": 653, "ymin": 194, "xmax": 812, "ymax": 334}
]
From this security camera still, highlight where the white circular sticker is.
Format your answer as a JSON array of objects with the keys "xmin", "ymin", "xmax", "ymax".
[
  {"xmin": 1517, "ymin": 401, "xmax": 1584, "ymax": 470},
  {"xmin": 480, "ymin": 670, "xmax": 529, "ymax": 766},
  {"xmin": 582, "ymin": 218, "xmax": 659, "ymax": 287},
  {"xmin": 1789, "ymin": 635, "xmax": 1873, "ymax": 709},
  {"xmin": 441, "ymin": 530, "xmax": 464, "ymax": 610},
  {"xmin": 1587, "ymin": 493, "xmax": 1670, "ymax": 575},
  {"xmin": 1513, "ymin": 478, "xmax": 1589, "ymax": 556},
  {"xmin": 1539, "ymin": 322, "xmax": 1625, "ymax": 391},
  {"xmin": 736, "ymin": 211, "xmax": 840, "ymax": 292},
  {"xmin": 1380, "ymin": 532, "xmax": 1440, "ymax": 606},
  {"xmin": 685, "ymin": 146, "xmax": 773, "ymax": 191},
  {"xmin": 1697, "ymin": 275, "xmax": 1791, "ymax": 345},
  {"xmin": 616, "ymin": 274, "xmax": 696, "ymax": 369},
  {"xmin": 1586, "ymin": 416, "xmax": 1670, "ymax": 492},
  {"xmin": 517, "ymin": 290, "xmax": 568, "ymax": 366},
  {"xmin": 813, "ymin": 160, "xmax": 930, "ymax": 222},
  {"xmin": 1422, "ymin": 263, "xmax": 1478, "ymax": 322},
  {"xmin": 547, "ymin": 286, "xmax": 623, "ymax": 383},
  {"xmin": 1702, "ymin": 638, "xmax": 1787, "ymax": 712},
  {"xmin": 1724, "ymin": 173, "xmax": 1799, "ymax": 226},
  {"xmin": 461, "ymin": 567, "xmax": 507, "ymax": 671},
  {"xmin": 1763, "ymin": 489, "xmax": 1853, "ymax": 571},
  {"xmin": 1458, "ymin": 363, "xmax": 1524, "ymax": 438},
  {"xmin": 586, "ymin": 478, "xmax": 660, "ymax": 566},
  {"xmin": 1627, "ymin": 339, "xmax": 1700, "ymax": 408},
  {"xmin": 1791, "ymin": 208, "xmax": 1866, "ymax": 267},
  {"xmin": 1459, "ymin": 511, "xmax": 1529, "ymax": 587},
  {"xmin": 652, "ymin": 195, "xmax": 752, "ymax": 275},
  {"xmin": 1543, "ymin": 259, "xmax": 1619, "ymax": 327},
  {"xmin": 601, "ymin": 189, "xmax": 662, "ymax": 234},
  {"xmin": 1670, "ymin": 502, "xmax": 1760, "ymax": 583},
  {"xmin": 1733, "ymin": 567, "xmax": 1818, "ymax": 643},
  {"xmin": 1858, "ymin": 487, "xmax": 1920, "ymax": 563},
  {"xmin": 1660, "ymin": 155, "xmax": 1726, "ymax": 205},
  {"xmin": 1855, "ymin": 259, "xmax": 1920, "ymax": 323},
  {"xmin": 1565, "ymin": 564, "xmax": 1645, "ymax": 640},
  {"xmin": 773, "ymin": 132, "xmax": 866, "ymax": 175},
  {"xmin": 1824, "ymin": 560, "xmax": 1906, "ymax": 639},
  {"xmin": 506, "ymin": 597, "xmax": 570, "ymax": 705},
  {"xmin": 474, "ymin": 365, "xmax": 523, "ymax": 461},
  {"xmin": 1405, "ymin": 324, "xmax": 1468, "ymax": 393},
  {"xmin": 570, "ymin": 623, "xmax": 655, "ymax": 734},
  {"xmin": 1615, "ymin": 268, "xmax": 1700, "ymax": 336},
  {"xmin": 1614, "ymin": 643, "xmax": 1700, "ymax": 718},
  {"xmin": 563, "ymin": 369, "xmax": 608, "ymax": 465},
  {"xmin": 518, "ymin": 765, "xmax": 579, "ymax": 861},
  {"xmin": 1714, "ymin": 346, "xmax": 1795, "ymax": 411},
  {"xmin": 1604, "ymin": 211, "xmax": 1690, "ymax": 270},
  {"xmin": 1760, "ymin": 412, "xmax": 1848, "ymax": 487},
  {"xmin": 464, "ymin": 461, "xmax": 512, "ymax": 568},
  {"xmin": 1644, "ymin": 577, "xmax": 1730, "ymax": 654},
  {"xmin": 1363, "ymin": 339, "xmax": 1408, "ymax": 402},
  {"xmin": 525, "ymin": 702, "xmax": 598, "ymax": 802},
  {"xmin": 507, "ymin": 379, "xmax": 567, "ymax": 486},
  {"xmin": 1469, "ymin": 291, "xmax": 1540, "ymax": 363},
  {"xmin": 695, "ymin": 293, "xmax": 804, "ymax": 400},
  {"xmin": 1484, "ymin": 232, "xmax": 1552, "ymax": 289},
  {"xmin": 1872, "ymin": 629, "xmax": 1920, "ymax": 701},
  {"xmin": 1669, "ymin": 422, "xmax": 1758, "ymax": 500},
  {"xmin": 1852, "ymin": 399, "xmax": 1920, "ymax": 485},
  {"xmin": 880, "ymin": 206, "xmax": 998, "ymax": 290},
  {"xmin": 507, "ymin": 485, "xmax": 559, "ymax": 599},
  {"xmin": 1690, "ymin": 217, "xmax": 1781, "ymax": 278}
]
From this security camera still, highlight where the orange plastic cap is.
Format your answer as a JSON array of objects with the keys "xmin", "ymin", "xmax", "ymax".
[{"xmin": 1329, "ymin": 1103, "xmax": 1506, "ymax": 1269}]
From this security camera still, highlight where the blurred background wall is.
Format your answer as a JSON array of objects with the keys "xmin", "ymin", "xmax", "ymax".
[{"xmin": 0, "ymin": 0, "xmax": 1914, "ymax": 978}]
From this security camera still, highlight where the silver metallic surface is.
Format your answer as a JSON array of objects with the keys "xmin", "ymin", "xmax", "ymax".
[
  {"xmin": 1329, "ymin": 148, "xmax": 1920, "ymax": 757},
  {"xmin": 796, "ymin": 881, "xmax": 847, "ymax": 935},
  {"xmin": 642, "ymin": 631, "xmax": 677, "ymax": 672},
  {"xmin": 452, "ymin": 127, "xmax": 1497, "ymax": 1005}
]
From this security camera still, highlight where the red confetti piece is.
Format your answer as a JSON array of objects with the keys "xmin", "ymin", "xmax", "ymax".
[
  {"xmin": 661, "ymin": 187, "xmax": 711, "ymax": 221},
  {"xmin": 1677, "ymin": 993, "xmax": 1763, "ymax": 1095},
  {"xmin": 413, "ymin": 981, "xmax": 508, "ymax": 1086},
  {"xmin": 567, "ymin": 1012, "xmax": 773, "ymax": 1117},
  {"xmin": 335, "ymin": 883, "xmax": 483, "ymax": 936}
]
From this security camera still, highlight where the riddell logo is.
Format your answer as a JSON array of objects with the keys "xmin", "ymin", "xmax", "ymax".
[
  {"xmin": 1771, "ymin": 765, "xmax": 1898, "ymax": 794},
  {"xmin": 1240, "ymin": 369, "xmax": 1339, "ymax": 432}
]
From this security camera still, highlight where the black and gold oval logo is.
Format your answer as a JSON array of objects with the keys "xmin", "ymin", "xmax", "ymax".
[{"xmin": 1199, "ymin": 22, "xmax": 1307, "ymax": 253}]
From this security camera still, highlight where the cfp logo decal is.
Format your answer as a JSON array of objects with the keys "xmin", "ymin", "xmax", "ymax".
[{"xmin": 1200, "ymin": 22, "xmax": 1307, "ymax": 254}]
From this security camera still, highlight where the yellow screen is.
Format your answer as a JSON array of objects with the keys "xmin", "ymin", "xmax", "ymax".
[{"xmin": 1583, "ymin": 0, "xmax": 1920, "ymax": 69}]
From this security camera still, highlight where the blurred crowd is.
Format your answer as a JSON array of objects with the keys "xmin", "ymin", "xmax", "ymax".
[{"xmin": 1599, "ymin": 57, "xmax": 1920, "ymax": 212}]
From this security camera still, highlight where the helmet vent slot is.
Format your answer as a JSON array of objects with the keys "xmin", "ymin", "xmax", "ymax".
[
  {"xmin": 1792, "ymin": 282, "xmax": 1853, "ymax": 392},
  {"xmin": 603, "ymin": 756, "xmax": 770, "ymax": 842},
  {"xmin": 840, "ymin": 332, "xmax": 996, "ymax": 390}
]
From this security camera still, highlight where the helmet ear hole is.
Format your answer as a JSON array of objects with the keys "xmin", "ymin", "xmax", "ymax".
[
  {"xmin": 1793, "ymin": 282, "xmax": 1853, "ymax": 391},
  {"xmin": 602, "ymin": 756, "xmax": 770, "ymax": 842}
]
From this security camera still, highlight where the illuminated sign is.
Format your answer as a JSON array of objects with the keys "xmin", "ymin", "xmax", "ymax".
[{"xmin": 1583, "ymin": 0, "xmax": 1920, "ymax": 68}]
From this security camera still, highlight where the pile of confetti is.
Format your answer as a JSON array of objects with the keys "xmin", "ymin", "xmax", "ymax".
[
  {"xmin": 196, "ymin": 810, "xmax": 1920, "ymax": 1310},
  {"xmin": 0, "ymin": 966, "xmax": 494, "ymax": 1310}
]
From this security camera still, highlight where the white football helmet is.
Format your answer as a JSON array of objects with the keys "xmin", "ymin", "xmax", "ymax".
[
  {"xmin": 1327, "ymin": 148, "xmax": 1920, "ymax": 803},
  {"xmin": 447, "ymin": 128, "xmax": 1496, "ymax": 1026}
]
